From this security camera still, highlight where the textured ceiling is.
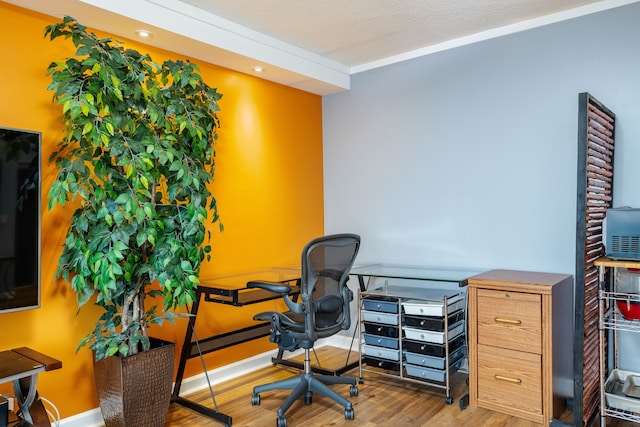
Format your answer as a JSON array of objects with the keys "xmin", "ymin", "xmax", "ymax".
[
  {"xmin": 6, "ymin": 0, "xmax": 637, "ymax": 94},
  {"xmin": 179, "ymin": 0, "xmax": 605, "ymax": 67}
]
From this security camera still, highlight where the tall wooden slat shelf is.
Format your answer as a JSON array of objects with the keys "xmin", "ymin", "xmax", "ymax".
[{"xmin": 574, "ymin": 93, "xmax": 616, "ymax": 426}]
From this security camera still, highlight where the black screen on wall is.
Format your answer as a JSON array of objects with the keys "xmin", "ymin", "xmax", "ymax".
[{"xmin": 0, "ymin": 127, "xmax": 40, "ymax": 313}]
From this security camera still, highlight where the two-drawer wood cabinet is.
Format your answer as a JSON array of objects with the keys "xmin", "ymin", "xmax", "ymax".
[{"xmin": 468, "ymin": 269, "xmax": 572, "ymax": 425}]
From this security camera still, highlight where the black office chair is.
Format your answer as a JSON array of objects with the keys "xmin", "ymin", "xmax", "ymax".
[{"xmin": 248, "ymin": 233, "xmax": 361, "ymax": 427}]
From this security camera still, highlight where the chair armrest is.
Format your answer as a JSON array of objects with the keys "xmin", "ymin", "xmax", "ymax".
[{"xmin": 247, "ymin": 280, "xmax": 292, "ymax": 295}]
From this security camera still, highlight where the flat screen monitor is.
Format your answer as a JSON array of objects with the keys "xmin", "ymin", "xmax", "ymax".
[{"xmin": 0, "ymin": 127, "xmax": 40, "ymax": 313}]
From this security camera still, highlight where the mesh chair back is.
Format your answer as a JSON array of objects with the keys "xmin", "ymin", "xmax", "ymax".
[{"xmin": 301, "ymin": 234, "xmax": 360, "ymax": 337}]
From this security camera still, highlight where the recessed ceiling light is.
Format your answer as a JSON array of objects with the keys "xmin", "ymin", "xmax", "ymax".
[
  {"xmin": 253, "ymin": 66, "xmax": 264, "ymax": 73},
  {"xmin": 136, "ymin": 30, "xmax": 151, "ymax": 38}
]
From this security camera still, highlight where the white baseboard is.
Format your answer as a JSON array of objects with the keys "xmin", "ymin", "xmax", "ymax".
[
  {"xmin": 58, "ymin": 408, "xmax": 104, "ymax": 427},
  {"xmin": 58, "ymin": 337, "xmax": 351, "ymax": 427}
]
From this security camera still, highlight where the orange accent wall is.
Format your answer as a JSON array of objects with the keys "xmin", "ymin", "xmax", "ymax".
[{"xmin": 0, "ymin": 2, "xmax": 324, "ymax": 420}]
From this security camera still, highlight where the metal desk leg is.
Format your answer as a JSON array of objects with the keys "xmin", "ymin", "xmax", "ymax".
[
  {"xmin": 13, "ymin": 374, "xmax": 39, "ymax": 425},
  {"xmin": 171, "ymin": 290, "xmax": 232, "ymax": 427}
]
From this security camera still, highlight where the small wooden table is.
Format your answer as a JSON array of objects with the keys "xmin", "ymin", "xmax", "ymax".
[{"xmin": 0, "ymin": 347, "xmax": 61, "ymax": 426}]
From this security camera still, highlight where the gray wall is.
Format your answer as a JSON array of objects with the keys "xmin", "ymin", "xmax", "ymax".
[{"xmin": 323, "ymin": 3, "xmax": 640, "ymax": 397}]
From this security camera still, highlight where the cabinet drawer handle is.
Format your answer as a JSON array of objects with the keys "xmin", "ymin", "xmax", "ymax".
[
  {"xmin": 494, "ymin": 317, "xmax": 521, "ymax": 325},
  {"xmin": 494, "ymin": 375, "xmax": 522, "ymax": 384}
]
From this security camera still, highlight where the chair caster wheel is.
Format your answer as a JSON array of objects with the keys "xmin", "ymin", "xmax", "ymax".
[
  {"xmin": 251, "ymin": 393, "xmax": 260, "ymax": 405},
  {"xmin": 304, "ymin": 394, "xmax": 312, "ymax": 405},
  {"xmin": 445, "ymin": 396, "xmax": 453, "ymax": 405},
  {"xmin": 277, "ymin": 416, "xmax": 287, "ymax": 427},
  {"xmin": 345, "ymin": 408, "xmax": 355, "ymax": 420},
  {"xmin": 350, "ymin": 384, "xmax": 358, "ymax": 396}
]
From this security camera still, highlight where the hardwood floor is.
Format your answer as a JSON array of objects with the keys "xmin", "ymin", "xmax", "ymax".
[{"xmin": 163, "ymin": 347, "xmax": 627, "ymax": 427}]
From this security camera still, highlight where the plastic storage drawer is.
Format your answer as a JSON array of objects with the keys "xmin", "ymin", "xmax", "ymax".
[
  {"xmin": 405, "ymin": 363, "xmax": 459, "ymax": 382},
  {"xmin": 363, "ymin": 333, "xmax": 399, "ymax": 349},
  {"xmin": 405, "ymin": 344, "xmax": 465, "ymax": 369},
  {"xmin": 402, "ymin": 294, "xmax": 465, "ymax": 317},
  {"xmin": 363, "ymin": 344, "xmax": 401, "ymax": 361},
  {"xmin": 404, "ymin": 334, "xmax": 465, "ymax": 358},
  {"xmin": 362, "ymin": 297, "xmax": 399, "ymax": 314},
  {"xmin": 402, "ymin": 309, "xmax": 465, "ymax": 331},
  {"xmin": 403, "ymin": 321, "xmax": 464, "ymax": 344},
  {"xmin": 362, "ymin": 310, "xmax": 398, "ymax": 325},
  {"xmin": 364, "ymin": 356, "xmax": 401, "ymax": 372},
  {"xmin": 363, "ymin": 322, "xmax": 399, "ymax": 338}
]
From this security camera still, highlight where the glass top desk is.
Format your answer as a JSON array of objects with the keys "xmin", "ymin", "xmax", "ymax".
[
  {"xmin": 172, "ymin": 269, "xmax": 301, "ymax": 426},
  {"xmin": 197, "ymin": 268, "xmax": 301, "ymax": 306},
  {"xmin": 350, "ymin": 264, "xmax": 488, "ymax": 291}
]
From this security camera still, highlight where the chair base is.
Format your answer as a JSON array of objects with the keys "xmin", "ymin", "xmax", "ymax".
[{"xmin": 251, "ymin": 349, "xmax": 357, "ymax": 425}]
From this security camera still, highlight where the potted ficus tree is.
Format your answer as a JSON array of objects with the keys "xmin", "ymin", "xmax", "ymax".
[{"xmin": 45, "ymin": 16, "xmax": 222, "ymax": 426}]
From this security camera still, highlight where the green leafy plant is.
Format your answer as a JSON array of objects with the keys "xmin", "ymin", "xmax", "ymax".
[{"xmin": 45, "ymin": 16, "xmax": 222, "ymax": 361}]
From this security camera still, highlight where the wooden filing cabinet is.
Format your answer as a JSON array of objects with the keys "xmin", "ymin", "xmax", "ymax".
[{"xmin": 468, "ymin": 269, "xmax": 572, "ymax": 425}]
